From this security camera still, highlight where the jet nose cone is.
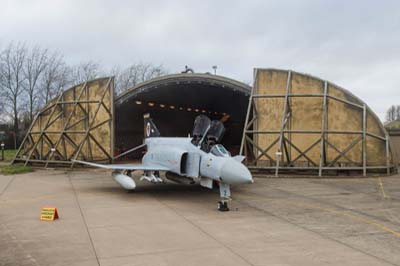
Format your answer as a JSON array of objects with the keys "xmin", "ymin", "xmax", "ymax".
[{"xmin": 221, "ymin": 159, "xmax": 253, "ymax": 184}]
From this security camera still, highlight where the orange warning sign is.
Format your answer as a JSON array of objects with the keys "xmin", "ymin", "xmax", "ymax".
[{"xmin": 40, "ymin": 207, "xmax": 59, "ymax": 221}]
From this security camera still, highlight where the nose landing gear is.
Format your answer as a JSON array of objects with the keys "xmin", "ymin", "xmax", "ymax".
[
  {"xmin": 218, "ymin": 182, "xmax": 231, "ymax": 212},
  {"xmin": 218, "ymin": 200, "xmax": 230, "ymax": 211}
]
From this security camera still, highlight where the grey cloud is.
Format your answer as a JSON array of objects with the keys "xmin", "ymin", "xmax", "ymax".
[{"xmin": 0, "ymin": 0, "xmax": 399, "ymax": 119}]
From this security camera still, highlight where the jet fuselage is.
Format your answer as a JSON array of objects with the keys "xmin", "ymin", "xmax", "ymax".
[{"xmin": 143, "ymin": 137, "xmax": 253, "ymax": 186}]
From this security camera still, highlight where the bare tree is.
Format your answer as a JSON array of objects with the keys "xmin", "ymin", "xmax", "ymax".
[
  {"xmin": 0, "ymin": 41, "xmax": 170, "ymax": 149},
  {"xmin": 386, "ymin": 105, "xmax": 395, "ymax": 122},
  {"xmin": 70, "ymin": 61, "xmax": 101, "ymax": 85},
  {"xmin": 112, "ymin": 63, "xmax": 167, "ymax": 95},
  {"xmin": 0, "ymin": 94, "xmax": 5, "ymax": 124},
  {"xmin": 386, "ymin": 105, "xmax": 400, "ymax": 122},
  {"xmin": 0, "ymin": 42, "xmax": 26, "ymax": 143},
  {"xmin": 0, "ymin": 64, "xmax": 4, "ymax": 123},
  {"xmin": 23, "ymin": 46, "xmax": 48, "ymax": 122},
  {"xmin": 41, "ymin": 52, "xmax": 70, "ymax": 104}
]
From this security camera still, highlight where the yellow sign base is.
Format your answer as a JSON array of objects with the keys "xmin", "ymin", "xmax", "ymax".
[{"xmin": 40, "ymin": 207, "xmax": 59, "ymax": 221}]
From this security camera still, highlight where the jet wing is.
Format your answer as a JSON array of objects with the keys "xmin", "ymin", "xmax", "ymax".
[{"xmin": 72, "ymin": 160, "xmax": 170, "ymax": 171}]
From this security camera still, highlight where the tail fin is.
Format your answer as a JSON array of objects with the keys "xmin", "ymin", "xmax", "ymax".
[{"xmin": 144, "ymin": 113, "xmax": 161, "ymax": 138}]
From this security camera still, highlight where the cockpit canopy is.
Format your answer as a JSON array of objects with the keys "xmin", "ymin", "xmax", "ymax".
[
  {"xmin": 191, "ymin": 115, "xmax": 226, "ymax": 152},
  {"xmin": 210, "ymin": 144, "xmax": 231, "ymax": 157},
  {"xmin": 207, "ymin": 120, "xmax": 225, "ymax": 143},
  {"xmin": 191, "ymin": 115, "xmax": 211, "ymax": 146}
]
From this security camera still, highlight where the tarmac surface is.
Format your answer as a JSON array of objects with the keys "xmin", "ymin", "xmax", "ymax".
[{"xmin": 1, "ymin": 169, "xmax": 400, "ymax": 266}]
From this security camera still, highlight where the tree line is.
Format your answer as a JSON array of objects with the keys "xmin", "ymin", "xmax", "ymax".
[
  {"xmin": 0, "ymin": 42, "xmax": 167, "ymax": 146},
  {"xmin": 385, "ymin": 105, "xmax": 400, "ymax": 123}
]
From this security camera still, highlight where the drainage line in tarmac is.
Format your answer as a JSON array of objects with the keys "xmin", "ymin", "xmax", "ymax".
[
  {"xmin": 378, "ymin": 177, "xmax": 389, "ymax": 199},
  {"xmin": 67, "ymin": 172, "xmax": 101, "ymax": 266},
  {"xmin": 0, "ymin": 176, "xmax": 16, "ymax": 198}
]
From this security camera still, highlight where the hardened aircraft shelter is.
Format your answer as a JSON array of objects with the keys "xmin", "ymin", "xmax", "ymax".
[{"xmin": 13, "ymin": 69, "xmax": 395, "ymax": 176}]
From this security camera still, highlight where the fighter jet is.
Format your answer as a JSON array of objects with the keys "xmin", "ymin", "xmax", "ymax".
[{"xmin": 73, "ymin": 114, "xmax": 253, "ymax": 211}]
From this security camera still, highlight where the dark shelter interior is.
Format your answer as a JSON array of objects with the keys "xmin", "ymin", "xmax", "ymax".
[{"xmin": 114, "ymin": 73, "xmax": 251, "ymax": 159}]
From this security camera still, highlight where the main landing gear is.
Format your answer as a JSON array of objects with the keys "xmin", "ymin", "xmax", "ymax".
[{"xmin": 218, "ymin": 182, "xmax": 231, "ymax": 212}]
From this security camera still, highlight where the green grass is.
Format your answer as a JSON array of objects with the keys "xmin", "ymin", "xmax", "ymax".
[
  {"xmin": 1, "ymin": 149, "xmax": 17, "ymax": 162},
  {"xmin": 0, "ymin": 165, "xmax": 33, "ymax": 175},
  {"xmin": 0, "ymin": 150, "xmax": 33, "ymax": 175}
]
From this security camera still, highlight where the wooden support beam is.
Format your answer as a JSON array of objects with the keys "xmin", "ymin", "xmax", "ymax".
[
  {"xmin": 14, "ymin": 78, "xmax": 114, "ymax": 167},
  {"xmin": 291, "ymin": 138, "xmax": 321, "ymax": 165},
  {"xmin": 44, "ymin": 82, "xmax": 88, "ymax": 168},
  {"xmin": 275, "ymin": 70, "xmax": 292, "ymax": 177},
  {"xmin": 284, "ymin": 137, "xmax": 318, "ymax": 166},
  {"xmin": 88, "ymin": 133, "xmax": 112, "ymax": 160},
  {"xmin": 12, "ymin": 111, "xmax": 40, "ymax": 163},
  {"xmin": 246, "ymin": 135, "xmax": 278, "ymax": 162},
  {"xmin": 325, "ymin": 140, "xmax": 355, "ymax": 163},
  {"xmin": 109, "ymin": 77, "xmax": 115, "ymax": 162},
  {"xmin": 327, "ymin": 136, "xmax": 362, "ymax": 167},
  {"xmin": 70, "ymin": 78, "xmax": 112, "ymax": 168},
  {"xmin": 282, "ymin": 138, "xmax": 291, "ymax": 165},
  {"xmin": 362, "ymin": 104, "xmax": 367, "ymax": 176},
  {"xmin": 240, "ymin": 69, "xmax": 257, "ymax": 156},
  {"xmin": 23, "ymin": 93, "xmax": 64, "ymax": 166},
  {"xmin": 386, "ymin": 133, "xmax": 391, "ymax": 175},
  {"xmin": 319, "ymin": 81, "xmax": 328, "ymax": 176}
]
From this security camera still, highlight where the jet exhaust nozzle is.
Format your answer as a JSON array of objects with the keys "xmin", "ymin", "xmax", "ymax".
[{"xmin": 112, "ymin": 172, "xmax": 136, "ymax": 190}]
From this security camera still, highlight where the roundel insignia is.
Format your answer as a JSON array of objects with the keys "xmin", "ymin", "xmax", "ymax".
[{"xmin": 146, "ymin": 122, "xmax": 151, "ymax": 136}]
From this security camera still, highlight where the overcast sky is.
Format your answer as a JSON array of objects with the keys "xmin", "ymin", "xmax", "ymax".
[{"xmin": 1, "ymin": 0, "xmax": 399, "ymax": 120}]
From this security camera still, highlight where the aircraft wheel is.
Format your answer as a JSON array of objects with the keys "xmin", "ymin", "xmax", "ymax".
[{"xmin": 218, "ymin": 201, "xmax": 230, "ymax": 212}]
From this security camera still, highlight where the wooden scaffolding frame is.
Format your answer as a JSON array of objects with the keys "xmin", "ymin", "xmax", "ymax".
[
  {"xmin": 240, "ymin": 69, "xmax": 393, "ymax": 176},
  {"xmin": 13, "ymin": 77, "xmax": 114, "ymax": 168}
]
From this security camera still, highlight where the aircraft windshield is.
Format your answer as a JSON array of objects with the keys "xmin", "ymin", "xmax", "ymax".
[{"xmin": 210, "ymin": 144, "xmax": 231, "ymax": 157}]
